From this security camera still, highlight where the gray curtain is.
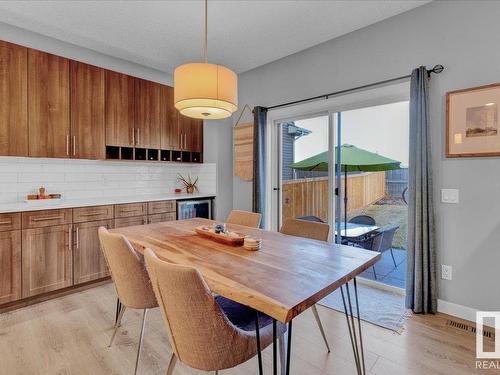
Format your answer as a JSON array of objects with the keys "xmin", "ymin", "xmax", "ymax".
[
  {"xmin": 406, "ymin": 66, "xmax": 437, "ymax": 313},
  {"xmin": 253, "ymin": 106, "xmax": 267, "ymax": 228}
]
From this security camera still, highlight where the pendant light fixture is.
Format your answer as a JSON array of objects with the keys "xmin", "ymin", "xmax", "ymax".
[{"xmin": 174, "ymin": 0, "xmax": 238, "ymax": 120}]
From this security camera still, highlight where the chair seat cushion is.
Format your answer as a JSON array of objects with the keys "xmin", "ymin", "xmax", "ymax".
[{"xmin": 215, "ymin": 295, "xmax": 275, "ymax": 332}]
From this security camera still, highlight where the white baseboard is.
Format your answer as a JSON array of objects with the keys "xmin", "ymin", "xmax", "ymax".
[
  {"xmin": 357, "ymin": 276, "xmax": 406, "ymax": 295},
  {"xmin": 438, "ymin": 299, "xmax": 495, "ymax": 328}
]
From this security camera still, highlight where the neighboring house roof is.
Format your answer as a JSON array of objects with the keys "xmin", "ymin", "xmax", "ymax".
[{"xmin": 286, "ymin": 123, "xmax": 311, "ymax": 138}]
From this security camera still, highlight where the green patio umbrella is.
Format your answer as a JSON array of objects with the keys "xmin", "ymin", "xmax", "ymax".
[
  {"xmin": 289, "ymin": 144, "xmax": 401, "ymax": 239},
  {"xmin": 289, "ymin": 144, "xmax": 401, "ymax": 172}
]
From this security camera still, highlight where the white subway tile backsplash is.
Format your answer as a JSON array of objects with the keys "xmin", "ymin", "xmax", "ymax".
[{"xmin": 0, "ymin": 157, "xmax": 216, "ymax": 203}]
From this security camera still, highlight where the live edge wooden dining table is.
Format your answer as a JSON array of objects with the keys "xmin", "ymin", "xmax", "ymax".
[{"xmin": 112, "ymin": 218, "xmax": 381, "ymax": 375}]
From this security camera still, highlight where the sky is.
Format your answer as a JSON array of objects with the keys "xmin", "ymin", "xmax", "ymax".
[{"xmin": 293, "ymin": 101, "xmax": 409, "ymax": 167}]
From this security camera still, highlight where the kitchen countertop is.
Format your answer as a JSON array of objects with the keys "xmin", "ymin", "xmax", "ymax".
[{"xmin": 0, "ymin": 193, "xmax": 216, "ymax": 213}]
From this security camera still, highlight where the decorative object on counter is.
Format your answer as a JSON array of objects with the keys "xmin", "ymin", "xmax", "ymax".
[
  {"xmin": 195, "ymin": 225, "xmax": 245, "ymax": 246},
  {"xmin": 39, "ymin": 186, "xmax": 46, "ymax": 199},
  {"xmin": 447, "ymin": 82, "xmax": 500, "ymax": 157},
  {"xmin": 25, "ymin": 187, "xmax": 63, "ymax": 201},
  {"xmin": 177, "ymin": 174, "xmax": 199, "ymax": 194},
  {"xmin": 174, "ymin": 188, "xmax": 182, "ymax": 193}
]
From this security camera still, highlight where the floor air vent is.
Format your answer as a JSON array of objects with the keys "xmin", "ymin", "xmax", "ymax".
[{"xmin": 447, "ymin": 319, "xmax": 494, "ymax": 339}]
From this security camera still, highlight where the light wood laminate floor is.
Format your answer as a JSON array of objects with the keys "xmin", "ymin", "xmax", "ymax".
[{"xmin": 0, "ymin": 283, "xmax": 495, "ymax": 375}]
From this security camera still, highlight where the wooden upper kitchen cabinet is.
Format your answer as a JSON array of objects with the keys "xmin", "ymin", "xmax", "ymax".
[
  {"xmin": 177, "ymin": 114, "xmax": 203, "ymax": 153},
  {"xmin": 189, "ymin": 117, "xmax": 203, "ymax": 153},
  {"xmin": 22, "ymin": 224, "xmax": 73, "ymax": 298},
  {"xmin": 0, "ymin": 230, "xmax": 21, "ymax": 305},
  {"xmin": 135, "ymin": 78, "xmax": 162, "ymax": 148},
  {"xmin": 0, "ymin": 41, "xmax": 28, "ymax": 156},
  {"xmin": 160, "ymin": 84, "xmax": 179, "ymax": 150},
  {"xmin": 73, "ymin": 219, "xmax": 112, "ymax": 285},
  {"xmin": 105, "ymin": 71, "xmax": 135, "ymax": 147},
  {"xmin": 70, "ymin": 60, "xmax": 105, "ymax": 159},
  {"xmin": 28, "ymin": 49, "xmax": 70, "ymax": 158}
]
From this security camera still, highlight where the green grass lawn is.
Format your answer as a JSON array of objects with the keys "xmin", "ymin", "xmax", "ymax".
[{"xmin": 347, "ymin": 203, "xmax": 407, "ymax": 249}]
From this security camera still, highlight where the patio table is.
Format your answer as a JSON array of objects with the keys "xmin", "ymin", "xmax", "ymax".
[{"xmin": 336, "ymin": 222, "xmax": 379, "ymax": 240}]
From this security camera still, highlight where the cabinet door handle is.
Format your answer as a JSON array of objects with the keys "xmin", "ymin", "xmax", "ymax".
[
  {"xmin": 32, "ymin": 215, "xmax": 64, "ymax": 222},
  {"xmin": 72, "ymin": 136, "xmax": 76, "ymax": 156},
  {"xmin": 0, "ymin": 220, "xmax": 12, "ymax": 225},
  {"xmin": 75, "ymin": 227, "xmax": 79, "ymax": 249},
  {"xmin": 66, "ymin": 135, "xmax": 70, "ymax": 156},
  {"xmin": 185, "ymin": 134, "xmax": 187, "ymax": 149},
  {"xmin": 81, "ymin": 212, "xmax": 104, "ymax": 217},
  {"xmin": 137, "ymin": 128, "xmax": 140, "ymax": 146},
  {"xmin": 68, "ymin": 227, "xmax": 72, "ymax": 250},
  {"xmin": 132, "ymin": 127, "xmax": 136, "ymax": 146},
  {"xmin": 179, "ymin": 133, "xmax": 182, "ymax": 150}
]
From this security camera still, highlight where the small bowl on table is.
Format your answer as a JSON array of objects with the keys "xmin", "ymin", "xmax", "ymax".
[{"xmin": 243, "ymin": 237, "xmax": 262, "ymax": 251}]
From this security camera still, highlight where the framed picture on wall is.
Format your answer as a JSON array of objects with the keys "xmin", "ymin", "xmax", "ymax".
[{"xmin": 447, "ymin": 83, "xmax": 500, "ymax": 157}]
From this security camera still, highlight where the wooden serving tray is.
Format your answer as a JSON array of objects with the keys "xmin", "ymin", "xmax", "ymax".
[{"xmin": 195, "ymin": 226, "xmax": 245, "ymax": 246}]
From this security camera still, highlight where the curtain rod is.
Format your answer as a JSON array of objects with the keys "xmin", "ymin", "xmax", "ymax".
[{"xmin": 266, "ymin": 64, "xmax": 444, "ymax": 111}]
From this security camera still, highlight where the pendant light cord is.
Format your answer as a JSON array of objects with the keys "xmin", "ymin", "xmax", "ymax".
[{"xmin": 204, "ymin": 0, "xmax": 208, "ymax": 63}]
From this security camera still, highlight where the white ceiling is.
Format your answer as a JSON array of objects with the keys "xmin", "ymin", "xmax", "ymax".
[{"xmin": 0, "ymin": 0, "xmax": 430, "ymax": 74}]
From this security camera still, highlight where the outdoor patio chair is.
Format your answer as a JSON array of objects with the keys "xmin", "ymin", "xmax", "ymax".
[
  {"xmin": 348, "ymin": 231, "xmax": 383, "ymax": 279},
  {"xmin": 348, "ymin": 215, "xmax": 376, "ymax": 226},
  {"xmin": 372, "ymin": 225, "xmax": 400, "ymax": 268}
]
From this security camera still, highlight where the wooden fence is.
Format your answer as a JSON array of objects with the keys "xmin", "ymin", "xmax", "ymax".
[
  {"xmin": 385, "ymin": 168, "xmax": 408, "ymax": 197},
  {"xmin": 281, "ymin": 172, "xmax": 386, "ymax": 222}
]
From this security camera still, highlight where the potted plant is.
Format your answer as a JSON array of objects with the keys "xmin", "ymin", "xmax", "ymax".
[{"xmin": 177, "ymin": 174, "xmax": 199, "ymax": 194}]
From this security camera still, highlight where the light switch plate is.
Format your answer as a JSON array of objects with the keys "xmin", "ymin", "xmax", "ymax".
[
  {"xmin": 441, "ymin": 189, "xmax": 459, "ymax": 203},
  {"xmin": 441, "ymin": 265, "xmax": 452, "ymax": 280}
]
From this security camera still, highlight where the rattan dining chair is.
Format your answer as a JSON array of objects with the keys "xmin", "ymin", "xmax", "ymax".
[
  {"xmin": 144, "ymin": 248, "xmax": 286, "ymax": 374},
  {"xmin": 279, "ymin": 218, "xmax": 331, "ymax": 353},
  {"xmin": 98, "ymin": 227, "xmax": 158, "ymax": 375},
  {"xmin": 226, "ymin": 209, "xmax": 262, "ymax": 228}
]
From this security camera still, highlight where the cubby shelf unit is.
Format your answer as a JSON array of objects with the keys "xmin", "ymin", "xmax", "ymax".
[{"xmin": 105, "ymin": 146, "xmax": 202, "ymax": 163}]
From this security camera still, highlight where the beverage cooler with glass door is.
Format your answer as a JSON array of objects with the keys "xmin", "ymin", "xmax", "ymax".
[{"xmin": 177, "ymin": 199, "xmax": 213, "ymax": 220}]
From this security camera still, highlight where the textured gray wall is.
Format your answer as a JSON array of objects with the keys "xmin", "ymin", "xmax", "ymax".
[
  {"xmin": 234, "ymin": 1, "xmax": 500, "ymax": 311},
  {"xmin": 203, "ymin": 119, "xmax": 233, "ymax": 221}
]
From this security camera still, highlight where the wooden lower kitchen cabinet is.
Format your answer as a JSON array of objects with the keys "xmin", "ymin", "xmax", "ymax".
[
  {"xmin": 73, "ymin": 219, "xmax": 112, "ymax": 285},
  {"xmin": 114, "ymin": 215, "xmax": 147, "ymax": 228},
  {"xmin": 22, "ymin": 224, "xmax": 73, "ymax": 298},
  {"xmin": 114, "ymin": 202, "xmax": 147, "ymax": 218},
  {"xmin": 148, "ymin": 212, "xmax": 176, "ymax": 224},
  {"xmin": 0, "ymin": 230, "xmax": 21, "ymax": 304}
]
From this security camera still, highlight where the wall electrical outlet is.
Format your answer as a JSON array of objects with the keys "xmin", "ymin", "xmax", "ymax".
[
  {"xmin": 441, "ymin": 189, "xmax": 459, "ymax": 203},
  {"xmin": 441, "ymin": 264, "xmax": 453, "ymax": 280}
]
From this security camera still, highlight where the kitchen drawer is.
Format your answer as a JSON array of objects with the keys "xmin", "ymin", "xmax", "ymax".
[
  {"xmin": 114, "ymin": 203, "xmax": 147, "ymax": 218},
  {"xmin": 0, "ymin": 213, "xmax": 21, "ymax": 232},
  {"xmin": 73, "ymin": 205, "xmax": 114, "ymax": 223},
  {"xmin": 148, "ymin": 200, "xmax": 176, "ymax": 215},
  {"xmin": 114, "ymin": 215, "xmax": 147, "ymax": 228},
  {"xmin": 22, "ymin": 209, "xmax": 72, "ymax": 229},
  {"xmin": 148, "ymin": 212, "xmax": 176, "ymax": 224}
]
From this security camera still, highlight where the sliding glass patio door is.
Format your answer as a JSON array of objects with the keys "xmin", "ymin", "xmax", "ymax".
[
  {"xmin": 271, "ymin": 114, "xmax": 338, "ymax": 237},
  {"xmin": 268, "ymin": 81, "xmax": 410, "ymax": 289}
]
